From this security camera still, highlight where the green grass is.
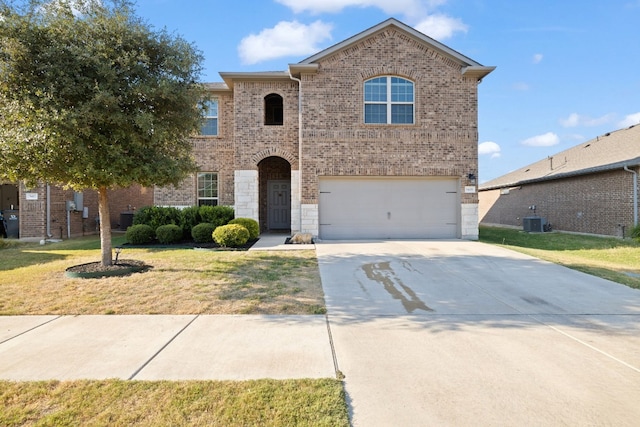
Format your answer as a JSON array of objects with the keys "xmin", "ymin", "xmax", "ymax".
[
  {"xmin": 0, "ymin": 379, "xmax": 349, "ymax": 426},
  {"xmin": 479, "ymin": 226, "xmax": 640, "ymax": 289}
]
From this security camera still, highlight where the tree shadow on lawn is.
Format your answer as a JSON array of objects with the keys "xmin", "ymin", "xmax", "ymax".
[{"xmin": 0, "ymin": 248, "xmax": 69, "ymax": 271}]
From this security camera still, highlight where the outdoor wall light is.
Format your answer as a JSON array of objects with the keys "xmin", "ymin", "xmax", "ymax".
[{"xmin": 468, "ymin": 173, "xmax": 476, "ymax": 184}]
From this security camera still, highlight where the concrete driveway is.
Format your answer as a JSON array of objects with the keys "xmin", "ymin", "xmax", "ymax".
[{"xmin": 316, "ymin": 240, "xmax": 640, "ymax": 426}]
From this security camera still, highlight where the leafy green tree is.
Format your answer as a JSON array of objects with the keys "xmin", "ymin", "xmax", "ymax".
[{"xmin": 0, "ymin": 0, "xmax": 205, "ymax": 265}]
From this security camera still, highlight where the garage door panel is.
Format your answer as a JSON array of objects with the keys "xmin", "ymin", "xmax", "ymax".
[{"xmin": 319, "ymin": 177, "xmax": 458, "ymax": 239}]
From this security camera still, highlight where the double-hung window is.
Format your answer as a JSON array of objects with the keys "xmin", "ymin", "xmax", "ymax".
[
  {"xmin": 201, "ymin": 99, "xmax": 218, "ymax": 136},
  {"xmin": 197, "ymin": 172, "xmax": 218, "ymax": 206},
  {"xmin": 364, "ymin": 76, "xmax": 414, "ymax": 124}
]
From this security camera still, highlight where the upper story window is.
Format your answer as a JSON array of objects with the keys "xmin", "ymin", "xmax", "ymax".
[
  {"xmin": 200, "ymin": 99, "xmax": 218, "ymax": 136},
  {"xmin": 364, "ymin": 76, "xmax": 414, "ymax": 124},
  {"xmin": 264, "ymin": 93, "xmax": 283, "ymax": 125}
]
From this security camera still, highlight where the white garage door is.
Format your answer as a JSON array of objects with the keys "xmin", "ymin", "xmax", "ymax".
[{"xmin": 319, "ymin": 177, "xmax": 459, "ymax": 239}]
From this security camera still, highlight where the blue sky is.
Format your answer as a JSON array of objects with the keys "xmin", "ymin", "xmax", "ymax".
[{"xmin": 135, "ymin": 0, "xmax": 640, "ymax": 183}]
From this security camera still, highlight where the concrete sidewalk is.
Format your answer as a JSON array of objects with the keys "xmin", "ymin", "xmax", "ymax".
[{"xmin": 0, "ymin": 315, "xmax": 336, "ymax": 381}]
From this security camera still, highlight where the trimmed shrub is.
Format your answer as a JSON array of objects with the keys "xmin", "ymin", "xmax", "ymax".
[
  {"xmin": 125, "ymin": 224, "xmax": 155, "ymax": 245},
  {"xmin": 180, "ymin": 206, "xmax": 200, "ymax": 238},
  {"xmin": 229, "ymin": 218, "xmax": 259, "ymax": 239},
  {"xmin": 133, "ymin": 206, "xmax": 182, "ymax": 231},
  {"xmin": 199, "ymin": 205, "xmax": 234, "ymax": 228},
  {"xmin": 192, "ymin": 222, "xmax": 216, "ymax": 243},
  {"xmin": 156, "ymin": 224, "xmax": 183, "ymax": 244},
  {"xmin": 212, "ymin": 224, "xmax": 249, "ymax": 247}
]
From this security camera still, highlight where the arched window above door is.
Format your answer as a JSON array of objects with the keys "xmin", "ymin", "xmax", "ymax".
[{"xmin": 264, "ymin": 93, "xmax": 283, "ymax": 125}]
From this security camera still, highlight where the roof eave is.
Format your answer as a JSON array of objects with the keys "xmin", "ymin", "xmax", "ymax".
[
  {"xmin": 480, "ymin": 158, "xmax": 640, "ymax": 191},
  {"xmin": 288, "ymin": 63, "xmax": 319, "ymax": 78},
  {"xmin": 462, "ymin": 66, "xmax": 496, "ymax": 82},
  {"xmin": 218, "ymin": 71, "xmax": 292, "ymax": 89}
]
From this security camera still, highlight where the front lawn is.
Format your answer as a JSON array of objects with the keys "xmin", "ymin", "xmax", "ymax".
[
  {"xmin": 479, "ymin": 226, "xmax": 640, "ymax": 290},
  {"xmin": 0, "ymin": 235, "xmax": 325, "ymax": 315}
]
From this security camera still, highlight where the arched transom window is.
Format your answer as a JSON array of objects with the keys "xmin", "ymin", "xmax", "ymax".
[{"xmin": 364, "ymin": 76, "xmax": 414, "ymax": 124}]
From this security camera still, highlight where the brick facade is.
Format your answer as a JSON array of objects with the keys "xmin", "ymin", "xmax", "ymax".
[
  {"xmin": 299, "ymin": 28, "xmax": 479, "ymax": 206},
  {"xmin": 152, "ymin": 19, "xmax": 492, "ymax": 239},
  {"xmin": 479, "ymin": 169, "xmax": 638, "ymax": 237},
  {"xmin": 5, "ymin": 181, "xmax": 153, "ymax": 240},
  {"xmin": 15, "ymin": 182, "xmax": 100, "ymax": 239}
]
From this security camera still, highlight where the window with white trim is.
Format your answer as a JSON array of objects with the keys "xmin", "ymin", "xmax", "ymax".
[
  {"xmin": 364, "ymin": 76, "xmax": 414, "ymax": 124},
  {"xmin": 197, "ymin": 172, "xmax": 218, "ymax": 206},
  {"xmin": 200, "ymin": 99, "xmax": 218, "ymax": 136}
]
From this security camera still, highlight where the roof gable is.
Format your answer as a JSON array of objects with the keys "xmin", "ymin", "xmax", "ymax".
[
  {"xmin": 480, "ymin": 125, "xmax": 640, "ymax": 190},
  {"xmin": 297, "ymin": 18, "xmax": 494, "ymax": 80}
]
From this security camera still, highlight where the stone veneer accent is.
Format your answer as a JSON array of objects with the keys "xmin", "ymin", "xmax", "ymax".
[
  {"xmin": 301, "ymin": 204, "xmax": 319, "ymax": 237},
  {"xmin": 461, "ymin": 203, "xmax": 479, "ymax": 240},
  {"xmin": 291, "ymin": 170, "xmax": 301, "ymax": 233},
  {"xmin": 234, "ymin": 170, "xmax": 259, "ymax": 222}
]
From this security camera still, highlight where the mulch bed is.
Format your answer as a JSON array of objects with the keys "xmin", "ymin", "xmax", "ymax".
[
  {"xmin": 120, "ymin": 238, "xmax": 259, "ymax": 250},
  {"xmin": 65, "ymin": 259, "xmax": 150, "ymax": 278}
]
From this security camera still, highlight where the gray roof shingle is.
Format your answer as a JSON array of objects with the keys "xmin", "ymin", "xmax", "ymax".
[{"xmin": 480, "ymin": 125, "xmax": 640, "ymax": 190}]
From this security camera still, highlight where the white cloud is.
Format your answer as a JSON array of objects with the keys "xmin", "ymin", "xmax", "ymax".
[
  {"xmin": 559, "ymin": 112, "xmax": 615, "ymax": 128},
  {"xmin": 532, "ymin": 53, "xmax": 543, "ymax": 64},
  {"xmin": 414, "ymin": 14, "xmax": 468, "ymax": 40},
  {"xmin": 275, "ymin": 0, "xmax": 467, "ymax": 40},
  {"xmin": 521, "ymin": 132, "xmax": 560, "ymax": 147},
  {"xmin": 478, "ymin": 141, "xmax": 501, "ymax": 158},
  {"xmin": 275, "ymin": 0, "xmax": 435, "ymax": 15},
  {"xmin": 559, "ymin": 113, "xmax": 580, "ymax": 127},
  {"xmin": 618, "ymin": 112, "xmax": 640, "ymax": 128},
  {"xmin": 238, "ymin": 20, "xmax": 333, "ymax": 65}
]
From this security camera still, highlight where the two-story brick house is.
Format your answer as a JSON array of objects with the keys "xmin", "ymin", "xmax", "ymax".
[{"xmin": 155, "ymin": 18, "xmax": 494, "ymax": 240}]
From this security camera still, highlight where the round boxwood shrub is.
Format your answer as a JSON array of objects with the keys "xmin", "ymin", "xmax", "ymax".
[
  {"xmin": 192, "ymin": 222, "xmax": 216, "ymax": 243},
  {"xmin": 212, "ymin": 224, "xmax": 249, "ymax": 247},
  {"xmin": 156, "ymin": 224, "xmax": 183, "ymax": 245},
  {"xmin": 125, "ymin": 224, "xmax": 155, "ymax": 245},
  {"xmin": 229, "ymin": 217, "xmax": 259, "ymax": 239}
]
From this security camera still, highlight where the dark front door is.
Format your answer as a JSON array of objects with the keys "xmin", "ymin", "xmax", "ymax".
[{"xmin": 267, "ymin": 180, "xmax": 291, "ymax": 230}]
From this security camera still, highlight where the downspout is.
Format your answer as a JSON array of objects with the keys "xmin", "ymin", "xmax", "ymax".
[
  {"xmin": 624, "ymin": 165, "xmax": 638, "ymax": 226},
  {"xmin": 46, "ymin": 184, "xmax": 52, "ymax": 238},
  {"xmin": 288, "ymin": 70, "xmax": 303, "ymax": 233}
]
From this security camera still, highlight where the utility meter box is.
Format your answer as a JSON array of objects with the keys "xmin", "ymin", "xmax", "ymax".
[{"xmin": 73, "ymin": 192, "xmax": 84, "ymax": 212}]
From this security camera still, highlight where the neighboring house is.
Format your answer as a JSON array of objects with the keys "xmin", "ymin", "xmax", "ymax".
[
  {"xmin": 155, "ymin": 18, "xmax": 495, "ymax": 240},
  {"xmin": 479, "ymin": 124, "xmax": 640, "ymax": 237},
  {"xmin": 0, "ymin": 181, "xmax": 152, "ymax": 240}
]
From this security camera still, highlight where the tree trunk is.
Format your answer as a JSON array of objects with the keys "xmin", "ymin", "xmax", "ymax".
[{"xmin": 98, "ymin": 186, "xmax": 112, "ymax": 266}]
